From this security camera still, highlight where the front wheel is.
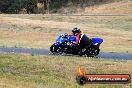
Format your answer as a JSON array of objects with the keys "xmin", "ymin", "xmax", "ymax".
[{"xmin": 50, "ymin": 45, "xmax": 64, "ymax": 55}]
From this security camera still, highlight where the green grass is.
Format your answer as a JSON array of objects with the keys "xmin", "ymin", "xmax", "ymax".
[{"xmin": 0, "ymin": 53, "xmax": 132, "ymax": 88}]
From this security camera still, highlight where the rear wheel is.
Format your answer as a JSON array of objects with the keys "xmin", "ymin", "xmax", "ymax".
[
  {"xmin": 94, "ymin": 48, "xmax": 100, "ymax": 56},
  {"xmin": 85, "ymin": 47, "xmax": 100, "ymax": 57},
  {"xmin": 85, "ymin": 48, "xmax": 90, "ymax": 57},
  {"xmin": 78, "ymin": 51, "xmax": 83, "ymax": 56},
  {"xmin": 50, "ymin": 45, "xmax": 64, "ymax": 55}
]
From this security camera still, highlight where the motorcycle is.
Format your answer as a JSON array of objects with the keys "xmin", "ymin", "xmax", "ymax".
[{"xmin": 50, "ymin": 34, "xmax": 103, "ymax": 57}]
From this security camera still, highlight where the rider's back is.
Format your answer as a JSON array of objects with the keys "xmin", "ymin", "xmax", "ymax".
[{"xmin": 79, "ymin": 34, "xmax": 91, "ymax": 49}]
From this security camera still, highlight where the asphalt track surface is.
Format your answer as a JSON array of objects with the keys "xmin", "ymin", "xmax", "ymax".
[{"xmin": 0, "ymin": 47, "xmax": 132, "ymax": 60}]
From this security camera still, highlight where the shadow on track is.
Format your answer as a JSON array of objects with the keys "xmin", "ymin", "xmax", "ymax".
[{"xmin": 0, "ymin": 47, "xmax": 132, "ymax": 60}]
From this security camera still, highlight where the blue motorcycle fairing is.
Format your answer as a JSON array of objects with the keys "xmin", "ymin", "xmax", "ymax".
[
  {"xmin": 56, "ymin": 36, "xmax": 68, "ymax": 44},
  {"xmin": 92, "ymin": 38, "xmax": 103, "ymax": 45},
  {"xmin": 55, "ymin": 35, "xmax": 76, "ymax": 45},
  {"xmin": 54, "ymin": 42, "xmax": 59, "ymax": 46},
  {"xmin": 69, "ymin": 36, "xmax": 76, "ymax": 44}
]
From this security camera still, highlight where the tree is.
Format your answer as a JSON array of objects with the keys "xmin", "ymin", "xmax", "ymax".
[
  {"xmin": 0, "ymin": 0, "xmax": 11, "ymax": 13},
  {"xmin": 0, "ymin": 0, "xmax": 110, "ymax": 14}
]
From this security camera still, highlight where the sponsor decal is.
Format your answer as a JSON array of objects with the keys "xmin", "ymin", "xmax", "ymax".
[{"xmin": 76, "ymin": 66, "xmax": 131, "ymax": 85}]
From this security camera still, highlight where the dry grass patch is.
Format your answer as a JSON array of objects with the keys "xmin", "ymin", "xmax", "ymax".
[
  {"xmin": 0, "ymin": 53, "xmax": 132, "ymax": 88},
  {"xmin": 0, "ymin": 15, "xmax": 132, "ymax": 53},
  {"xmin": 85, "ymin": 1, "xmax": 132, "ymax": 14},
  {"xmin": 0, "ymin": 30, "xmax": 56, "ymax": 49}
]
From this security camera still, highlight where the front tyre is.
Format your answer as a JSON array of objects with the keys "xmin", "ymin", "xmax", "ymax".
[{"xmin": 50, "ymin": 45, "xmax": 64, "ymax": 55}]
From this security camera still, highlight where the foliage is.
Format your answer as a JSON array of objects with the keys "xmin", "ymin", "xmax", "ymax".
[
  {"xmin": 0, "ymin": 0, "xmax": 124, "ymax": 13},
  {"xmin": 0, "ymin": 0, "xmax": 36, "ymax": 13}
]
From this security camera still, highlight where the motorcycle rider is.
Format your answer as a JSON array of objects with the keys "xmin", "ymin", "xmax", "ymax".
[
  {"xmin": 70, "ymin": 27, "xmax": 91, "ymax": 55},
  {"xmin": 70, "ymin": 27, "xmax": 83, "ymax": 45}
]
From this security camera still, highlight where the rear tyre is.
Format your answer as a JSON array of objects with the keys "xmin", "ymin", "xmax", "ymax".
[
  {"xmin": 85, "ymin": 50, "xmax": 90, "ymax": 57},
  {"xmin": 94, "ymin": 48, "xmax": 100, "ymax": 56},
  {"xmin": 78, "ymin": 51, "xmax": 82, "ymax": 56},
  {"xmin": 85, "ymin": 48, "xmax": 100, "ymax": 57}
]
